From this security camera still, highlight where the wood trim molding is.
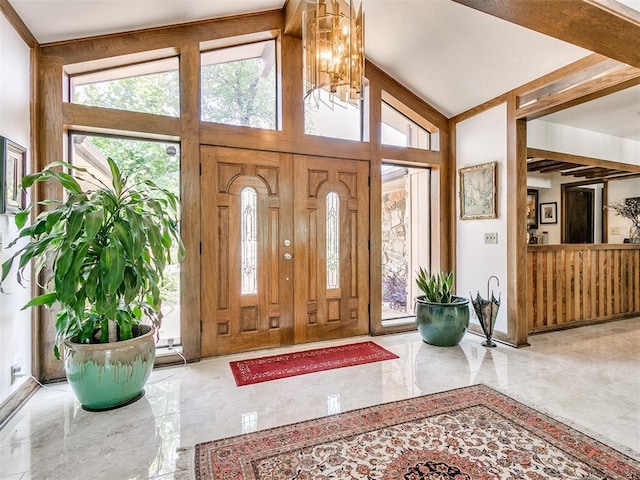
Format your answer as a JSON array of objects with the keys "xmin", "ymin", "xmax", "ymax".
[
  {"xmin": 0, "ymin": 378, "xmax": 39, "ymax": 431},
  {"xmin": 368, "ymin": 72, "xmax": 383, "ymax": 336},
  {"xmin": 284, "ymin": 0, "xmax": 311, "ymax": 36},
  {"xmin": 63, "ymin": 103, "xmax": 181, "ymax": 138},
  {"xmin": 451, "ymin": 93, "xmax": 509, "ymax": 125},
  {"xmin": 200, "ymin": 122, "xmax": 371, "ymax": 159},
  {"xmin": 281, "ymin": 34, "xmax": 304, "ymax": 133},
  {"xmin": 40, "ymin": 10, "xmax": 284, "ymax": 64},
  {"xmin": 451, "ymin": 0, "xmax": 640, "ymax": 69},
  {"xmin": 379, "ymin": 145, "xmax": 441, "ymax": 167},
  {"xmin": 507, "ymin": 93, "xmax": 529, "ymax": 346},
  {"xmin": 178, "ymin": 41, "xmax": 201, "ymax": 361},
  {"xmin": 0, "ymin": 0, "xmax": 38, "ymax": 47}
]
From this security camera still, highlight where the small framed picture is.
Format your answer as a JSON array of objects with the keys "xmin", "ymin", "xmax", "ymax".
[
  {"xmin": 459, "ymin": 161, "xmax": 497, "ymax": 220},
  {"xmin": 1, "ymin": 137, "xmax": 27, "ymax": 214},
  {"xmin": 539, "ymin": 202, "xmax": 557, "ymax": 224}
]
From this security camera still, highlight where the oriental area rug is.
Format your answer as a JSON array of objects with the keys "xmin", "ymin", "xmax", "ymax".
[
  {"xmin": 229, "ymin": 341, "xmax": 399, "ymax": 386},
  {"xmin": 194, "ymin": 384, "xmax": 640, "ymax": 480}
]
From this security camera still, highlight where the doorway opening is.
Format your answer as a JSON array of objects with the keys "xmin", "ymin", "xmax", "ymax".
[{"xmin": 562, "ymin": 182, "xmax": 603, "ymax": 243}]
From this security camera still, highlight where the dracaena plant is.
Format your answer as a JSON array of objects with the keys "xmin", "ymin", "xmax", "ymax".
[
  {"xmin": 415, "ymin": 267, "xmax": 464, "ymax": 304},
  {"xmin": 0, "ymin": 158, "xmax": 184, "ymax": 359}
]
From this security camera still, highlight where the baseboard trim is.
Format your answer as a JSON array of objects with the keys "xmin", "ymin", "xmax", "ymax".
[{"xmin": 0, "ymin": 377, "xmax": 40, "ymax": 431}]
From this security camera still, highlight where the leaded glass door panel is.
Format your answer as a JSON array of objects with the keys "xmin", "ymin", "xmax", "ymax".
[
  {"xmin": 201, "ymin": 147, "xmax": 294, "ymax": 356},
  {"xmin": 293, "ymin": 155, "xmax": 370, "ymax": 343}
]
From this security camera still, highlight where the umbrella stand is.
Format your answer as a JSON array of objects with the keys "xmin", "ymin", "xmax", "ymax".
[{"xmin": 470, "ymin": 275, "xmax": 501, "ymax": 348}]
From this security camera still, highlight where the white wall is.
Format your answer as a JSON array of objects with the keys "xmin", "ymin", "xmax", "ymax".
[
  {"xmin": 0, "ymin": 14, "xmax": 32, "ymax": 404},
  {"xmin": 528, "ymin": 119, "xmax": 640, "ymax": 165},
  {"xmin": 456, "ymin": 104, "xmax": 508, "ymax": 334}
]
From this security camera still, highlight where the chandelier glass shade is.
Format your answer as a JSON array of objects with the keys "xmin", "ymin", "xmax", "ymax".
[{"xmin": 302, "ymin": 0, "xmax": 364, "ymax": 103}]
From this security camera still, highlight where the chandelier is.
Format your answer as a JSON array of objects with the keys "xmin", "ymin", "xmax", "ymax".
[{"xmin": 302, "ymin": 0, "xmax": 365, "ymax": 103}]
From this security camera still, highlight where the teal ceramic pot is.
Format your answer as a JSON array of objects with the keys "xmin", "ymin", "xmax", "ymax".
[
  {"xmin": 415, "ymin": 296, "xmax": 470, "ymax": 347},
  {"xmin": 64, "ymin": 325, "xmax": 156, "ymax": 411}
]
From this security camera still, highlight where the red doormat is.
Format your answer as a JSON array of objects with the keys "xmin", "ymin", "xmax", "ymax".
[
  {"xmin": 229, "ymin": 341, "xmax": 398, "ymax": 386},
  {"xmin": 194, "ymin": 384, "xmax": 640, "ymax": 479}
]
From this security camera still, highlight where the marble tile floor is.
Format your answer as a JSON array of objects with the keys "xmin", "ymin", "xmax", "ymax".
[{"xmin": 1, "ymin": 318, "xmax": 640, "ymax": 479}]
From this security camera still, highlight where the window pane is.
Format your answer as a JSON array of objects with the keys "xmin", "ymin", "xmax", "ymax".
[
  {"xmin": 201, "ymin": 41, "xmax": 276, "ymax": 129},
  {"xmin": 70, "ymin": 134, "xmax": 181, "ymax": 350},
  {"xmin": 382, "ymin": 102, "xmax": 431, "ymax": 150},
  {"xmin": 241, "ymin": 187, "xmax": 258, "ymax": 295},
  {"xmin": 381, "ymin": 165, "xmax": 431, "ymax": 326},
  {"xmin": 305, "ymin": 89, "xmax": 362, "ymax": 141},
  {"xmin": 326, "ymin": 191, "xmax": 340, "ymax": 288},
  {"xmin": 71, "ymin": 58, "xmax": 179, "ymax": 117}
]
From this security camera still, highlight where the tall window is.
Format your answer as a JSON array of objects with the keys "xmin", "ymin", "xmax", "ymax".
[
  {"xmin": 201, "ymin": 41, "xmax": 277, "ymax": 129},
  {"xmin": 381, "ymin": 164, "xmax": 431, "ymax": 326},
  {"xmin": 70, "ymin": 57, "xmax": 180, "ymax": 117},
  {"xmin": 381, "ymin": 92, "xmax": 440, "ymax": 151},
  {"xmin": 326, "ymin": 191, "xmax": 340, "ymax": 288},
  {"xmin": 70, "ymin": 133, "xmax": 181, "ymax": 349},
  {"xmin": 241, "ymin": 187, "xmax": 258, "ymax": 294}
]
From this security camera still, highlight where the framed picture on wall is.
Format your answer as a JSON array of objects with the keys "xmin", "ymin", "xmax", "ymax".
[
  {"xmin": 539, "ymin": 202, "xmax": 558, "ymax": 224},
  {"xmin": 526, "ymin": 189, "xmax": 538, "ymax": 229},
  {"xmin": 459, "ymin": 161, "xmax": 497, "ymax": 220},
  {"xmin": 1, "ymin": 136, "xmax": 27, "ymax": 214}
]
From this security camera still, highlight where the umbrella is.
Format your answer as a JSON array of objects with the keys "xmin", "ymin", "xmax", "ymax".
[{"xmin": 470, "ymin": 276, "xmax": 501, "ymax": 348}]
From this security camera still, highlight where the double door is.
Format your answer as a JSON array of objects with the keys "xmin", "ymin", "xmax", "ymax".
[{"xmin": 201, "ymin": 146, "xmax": 369, "ymax": 356}]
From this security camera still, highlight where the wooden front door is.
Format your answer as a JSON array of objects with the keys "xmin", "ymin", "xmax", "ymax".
[
  {"xmin": 292, "ymin": 154, "xmax": 370, "ymax": 343},
  {"xmin": 201, "ymin": 147, "xmax": 369, "ymax": 357}
]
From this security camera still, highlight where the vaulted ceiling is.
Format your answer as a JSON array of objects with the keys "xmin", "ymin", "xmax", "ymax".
[{"xmin": 6, "ymin": 0, "xmax": 640, "ymax": 138}]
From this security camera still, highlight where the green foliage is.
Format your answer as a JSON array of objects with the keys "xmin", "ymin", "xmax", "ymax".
[
  {"xmin": 1, "ymin": 159, "xmax": 185, "ymax": 359},
  {"xmin": 81, "ymin": 136, "xmax": 179, "ymax": 194},
  {"xmin": 201, "ymin": 58, "xmax": 276, "ymax": 128},
  {"xmin": 415, "ymin": 267, "xmax": 463, "ymax": 304},
  {"xmin": 73, "ymin": 71, "xmax": 179, "ymax": 118}
]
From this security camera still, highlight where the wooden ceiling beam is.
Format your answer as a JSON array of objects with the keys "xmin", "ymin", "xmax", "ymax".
[
  {"xmin": 526, "ymin": 159, "xmax": 560, "ymax": 171},
  {"xmin": 605, "ymin": 172, "xmax": 640, "ymax": 181},
  {"xmin": 528, "ymin": 148, "xmax": 640, "ymax": 174},
  {"xmin": 451, "ymin": 0, "xmax": 640, "ymax": 69},
  {"xmin": 516, "ymin": 65, "xmax": 640, "ymax": 119},
  {"xmin": 537, "ymin": 162, "xmax": 582, "ymax": 173}
]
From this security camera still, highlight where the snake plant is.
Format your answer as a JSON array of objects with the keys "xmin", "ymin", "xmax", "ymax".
[{"xmin": 415, "ymin": 267, "xmax": 464, "ymax": 304}]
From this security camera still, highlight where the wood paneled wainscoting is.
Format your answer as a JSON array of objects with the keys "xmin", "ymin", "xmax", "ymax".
[{"xmin": 527, "ymin": 244, "xmax": 640, "ymax": 333}]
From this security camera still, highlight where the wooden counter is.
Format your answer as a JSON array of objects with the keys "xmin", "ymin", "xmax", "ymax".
[{"xmin": 527, "ymin": 244, "xmax": 640, "ymax": 333}]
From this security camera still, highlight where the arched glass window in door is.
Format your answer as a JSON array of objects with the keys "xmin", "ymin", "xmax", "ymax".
[
  {"xmin": 326, "ymin": 191, "xmax": 340, "ymax": 288},
  {"xmin": 241, "ymin": 187, "xmax": 257, "ymax": 294}
]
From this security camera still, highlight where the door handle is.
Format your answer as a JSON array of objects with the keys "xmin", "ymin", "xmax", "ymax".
[{"xmin": 283, "ymin": 253, "xmax": 292, "ymax": 261}]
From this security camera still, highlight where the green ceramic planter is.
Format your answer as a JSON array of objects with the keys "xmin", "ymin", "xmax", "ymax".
[
  {"xmin": 64, "ymin": 325, "xmax": 156, "ymax": 411},
  {"xmin": 415, "ymin": 296, "xmax": 470, "ymax": 347}
]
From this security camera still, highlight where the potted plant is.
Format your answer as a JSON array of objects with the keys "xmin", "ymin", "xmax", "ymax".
[
  {"xmin": 608, "ymin": 197, "xmax": 640, "ymax": 243},
  {"xmin": 1, "ymin": 158, "xmax": 184, "ymax": 410},
  {"xmin": 414, "ymin": 267, "xmax": 469, "ymax": 347}
]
